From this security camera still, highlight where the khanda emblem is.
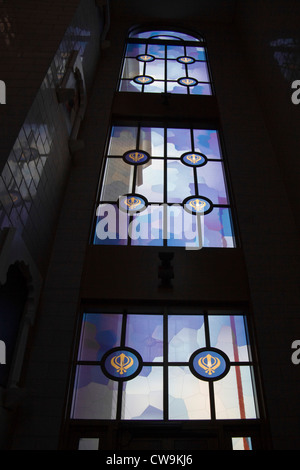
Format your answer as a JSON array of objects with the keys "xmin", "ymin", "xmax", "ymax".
[
  {"xmin": 128, "ymin": 152, "xmax": 145, "ymax": 163},
  {"xmin": 181, "ymin": 78, "xmax": 195, "ymax": 85},
  {"xmin": 111, "ymin": 353, "xmax": 134, "ymax": 375},
  {"xmin": 198, "ymin": 353, "xmax": 221, "ymax": 375},
  {"xmin": 189, "ymin": 198, "xmax": 206, "ymax": 212},
  {"xmin": 186, "ymin": 153, "xmax": 202, "ymax": 165},
  {"xmin": 124, "ymin": 196, "xmax": 142, "ymax": 210}
]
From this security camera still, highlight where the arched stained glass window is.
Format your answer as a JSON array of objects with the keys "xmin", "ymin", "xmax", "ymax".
[{"xmin": 119, "ymin": 28, "xmax": 212, "ymax": 95}]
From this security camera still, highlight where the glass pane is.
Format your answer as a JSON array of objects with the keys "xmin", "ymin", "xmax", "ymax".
[
  {"xmin": 100, "ymin": 158, "xmax": 133, "ymax": 201},
  {"xmin": 108, "ymin": 126, "xmax": 138, "ymax": 155},
  {"xmin": 203, "ymin": 207, "xmax": 235, "ymax": 248},
  {"xmin": 167, "ymin": 82, "xmax": 187, "ymax": 94},
  {"xmin": 168, "ymin": 315, "xmax": 205, "ymax": 361},
  {"xmin": 145, "ymin": 60, "xmax": 165, "ymax": 80},
  {"xmin": 121, "ymin": 366, "xmax": 164, "ymax": 419},
  {"xmin": 140, "ymin": 127, "xmax": 164, "ymax": 156},
  {"xmin": 121, "ymin": 58, "xmax": 144, "ymax": 79},
  {"xmin": 190, "ymin": 83, "xmax": 212, "ymax": 95},
  {"xmin": 135, "ymin": 159, "xmax": 164, "ymax": 202},
  {"xmin": 167, "ymin": 128, "xmax": 191, "ymax": 157},
  {"xmin": 125, "ymin": 314, "xmax": 164, "ymax": 362},
  {"xmin": 167, "ymin": 159, "xmax": 194, "ymax": 203},
  {"xmin": 208, "ymin": 315, "xmax": 250, "ymax": 362},
  {"xmin": 186, "ymin": 46, "xmax": 206, "ymax": 61},
  {"xmin": 214, "ymin": 366, "xmax": 257, "ymax": 419},
  {"xmin": 193, "ymin": 129, "xmax": 221, "ymax": 159},
  {"xmin": 78, "ymin": 313, "xmax": 122, "ymax": 361},
  {"xmin": 131, "ymin": 30, "xmax": 199, "ymax": 41},
  {"xmin": 197, "ymin": 161, "xmax": 229, "ymax": 204},
  {"xmin": 71, "ymin": 366, "xmax": 118, "ymax": 419},
  {"xmin": 166, "ymin": 205, "xmax": 201, "ymax": 249},
  {"xmin": 232, "ymin": 437, "xmax": 253, "ymax": 450},
  {"xmin": 78, "ymin": 438, "xmax": 99, "ymax": 450},
  {"xmin": 169, "ymin": 366, "xmax": 210, "ymax": 419},
  {"xmin": 188, "ymin": 62, "xmax": 209, "ymax": 82},
  {"xmin": 167, "ymin": 45, "xmax": 184, "ymax": 58},
  {"xmin": 94, "ymin": 203, "xmax": 129, "ymax": 246},
  {"xmin": 130, "ymin": 205, "xmax": 164, "ymax": 246},
  {"xmin": 119, "ymin": 80, "xmax": 142, "ymax": 92},
  {"xmin": 143, "ymin": 80, "xmax": 165, "ymax": 93},
  {"xmin": 167, "ymin": 60, "xmax": 185, "ymax": 80},
  {"xmin": 147, "ymin": 44, "xmax": 165, "ymax": 58},
  {"xmin": 126, "ymin": 43, "xmax": 145, "ymax": 57}
]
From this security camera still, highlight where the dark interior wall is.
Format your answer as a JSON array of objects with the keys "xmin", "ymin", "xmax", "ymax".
[{"xmin": 6, "ymin": 0, "xmax": 300, "ymax": 450}]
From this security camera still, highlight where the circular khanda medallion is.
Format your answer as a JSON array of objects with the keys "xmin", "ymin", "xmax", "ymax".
[
  {"xmin": 133, "ymin": 75, "xmax": 154, "ymax": 85},
  {"xmin": 181, "ymin": 151, "xmax": 207, "ymax": 167},
  {"xmin": 118, "ymin": 193, "xmax": 148, "ymax": 214},
  {"xmin": 136, "ymin": 54, "xmax": 155, "ymax": 62},
  {"xmin": 178, "ymin": 77, "xmax": 198, "ymax": 87},
  {"xmin": 101, "ymin": 347, "xmax": 142, "ymax": 381},
  {"xmin": 177, "ymin": 56, "xmax": 195, "ymax": 64},
  {"xmin": 183, "ymin": 195, "xmax": 213, "ymax": 215},
  {"xmin": 189, "ymin": 348, "xmax": 230, "ymax": 381},
  {"xmin": 123, "ymin": 150, "xmax": 150, "ymax": 165}
]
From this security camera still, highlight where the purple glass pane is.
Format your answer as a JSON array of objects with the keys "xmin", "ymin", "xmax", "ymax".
[
  {"xmin": 78, "ymin": 313, "xmax": 123, "ymax": 361},
  {"xmin": 197, "ymin": 161, "xmax": 229, "ymax": 204},
  {"xmin": 130, "ymin": 205, "xmax": 164, "ymax": 246},
  {"xmin": 167, "ymin": 128, "xmax": 191, "ymax": 157},
  {"xmin": 125, "ymin": 314, "xmax": 164, "ymax": 362},
  {"xmin": 167, "ymin": 160, "xmax": 195, "ymax": 203},
  {"xmin": 193, "ymin": 129, "xmax": 221, "ymax": 159}
]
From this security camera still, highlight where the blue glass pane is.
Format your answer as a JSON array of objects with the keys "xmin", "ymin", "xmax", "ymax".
[
  {"xmin": 190, "ymin": 83, "xmax": 212, "ymax": 95},
  {"xmin": 145, "ymin": 59, "xmax": 165, "ymax": 79},
  {"xmin": 147, "ymin": 44, "xmax": 165, "ymax": 58},
  {"xmin": 208, "ymin": 315, "xmax": 249, "ymax": 361},
  {"xmin": 135, "ymin": 159, "xmax": 164, "ymax": 202},
  {"xmin": 167, "ymin": 160, "xmax": 194, "ymax": 203},
  {"xmin": 126, "ymin": 43, "xmax": 145, "ymax": 56},
  {"xmin": 186, "ymin": 46, "xmax": 206, "ymax": 61},
  {"xmin": 188, "ymin": 62, "xmax": 209, "ymax": 82},
  {"xmin": 193, "ymin": 129, "xmax": 221, "ymax": 159},
  {"xmin": 197, "ymin": 161, "xmax": 229, "ymax": 204},
  {"xmin": 167, "ymin": 82, "xmax": 188, "ymax": 94},
  {"xmin": 140, "ymin": 127, "xmax": 164, "ymax": 156},
  {"xmin": 167, "ymin": 128, "xmax": 191, "ymax": 157},
  {"xmin": 168, "ymin": 315, "xmax": 205, "ymax": 361},
  {"xmin": 143, "ymin": 80, "xmax": 165, "ymax": 93},
  {"xmin": 78, "ymin": 313, "xmax": 123, "ymax": 361},
  {"xmin": 130, "ymin": 205, "xmax": 164, "ymax": 246},
  {"xmin": 167, "ymin": 45, "xmax": 184, "ymax": 58},
  {"xmin": 202, "ymin": 207, "xmax": 235, "ymax": 248},
  {"xmin": 167, "ymin": 60, "xmax": 185, "ymax": 80},
  {"xmin": 125, "ymin": 314, "xmax": 164, "ymax": 362},
  {"xmin": 166, "ymin": 205, "xmax": 200, "ymax": 248},
  {"xmin": 130, "ymin": 30, "xmax": 199, "ymax": 41}
]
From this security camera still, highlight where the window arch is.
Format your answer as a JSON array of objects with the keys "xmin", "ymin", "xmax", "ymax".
[{"xmin": 118, "ymin": 27, "xmax": 212, "ymax": 95}]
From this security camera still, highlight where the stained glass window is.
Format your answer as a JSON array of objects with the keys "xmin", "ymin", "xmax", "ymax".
[
  {"xmin": 92, "ymin": 124, "xmax": 235, "ymax": 249},
  {"xmin": 119, "ymin": 29, "xmax": 212, "ymax": 95},
  {"xmin": 70, "ymin": 310, "xmax": 258, "ymax": 422}
]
